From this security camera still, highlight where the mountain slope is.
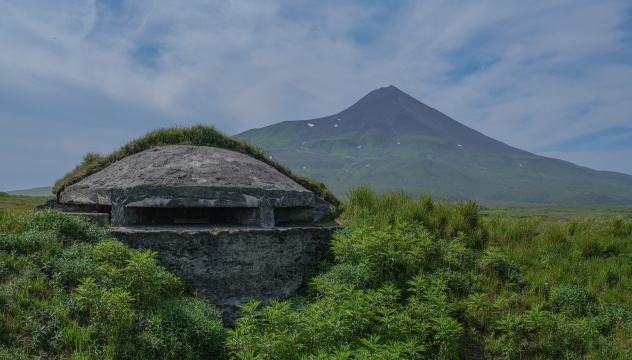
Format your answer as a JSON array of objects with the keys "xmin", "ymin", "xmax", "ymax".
[
  {"xmin": 6, "ymin": 187, "xmax": 54, "ymax": 197},
  {"xmin": 235, "ymin": 86, "xmax": 632, "ymax": 206}
]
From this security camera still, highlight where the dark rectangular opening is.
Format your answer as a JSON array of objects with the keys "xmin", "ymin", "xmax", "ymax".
[{"xmin": 127, "ymin": 207, "xmax": 260, "ymax": 226}]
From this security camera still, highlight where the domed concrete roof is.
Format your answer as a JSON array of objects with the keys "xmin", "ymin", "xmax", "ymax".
[
  {"xmin": 65, "ymin": 145, "xmax": 307, "ymax": 192},
  {"xmin": 59, "ymin": 145, "xmax": 330, "ymax": 227}
]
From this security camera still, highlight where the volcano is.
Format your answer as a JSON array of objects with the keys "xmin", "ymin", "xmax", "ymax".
[{"xmin": 235, "ymin": 86, "xmax": 632, "ymax": 205}]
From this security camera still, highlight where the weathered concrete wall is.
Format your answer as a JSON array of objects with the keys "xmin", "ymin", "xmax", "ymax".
[{"xmin": 110, "ymin": 226, "xmax": 337, "ymax": 323}]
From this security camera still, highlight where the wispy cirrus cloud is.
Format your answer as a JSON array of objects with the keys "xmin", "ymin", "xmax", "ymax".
[{"xmin": 1, "ymin": 0, "xmax": 631, "ymax": 190}]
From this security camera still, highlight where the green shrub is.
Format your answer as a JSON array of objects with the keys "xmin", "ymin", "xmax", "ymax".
[
  {"xmin": 228, "ymin": 187, "xmax": 632, "ymax": 359},
  {"xmin": 7, "ymin": 186, "xmax": 631, "ymax": 358},
  {"xmin": 0, "ymin": 210, "xmax": 226, "ymax": 358},
  {"xmin": 431, "ymin": 268, "xmax": 471, "ymax": 299},
  {"xmin": 480, "ymin": 246, "xmax": 524, "ymax": 285},
  {"xmin": 138, "ymin": 298, "xmax": 226, "ymax": 359}
]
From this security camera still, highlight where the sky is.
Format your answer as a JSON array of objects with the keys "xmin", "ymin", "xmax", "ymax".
[{"xmin": 1, "ymin": 0, "xmax": 631, "ymax": 191}]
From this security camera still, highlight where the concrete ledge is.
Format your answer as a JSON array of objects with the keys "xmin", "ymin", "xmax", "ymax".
[{"xmin": 110, "ymin": 225, "xmax": 338, "ymax": 323}]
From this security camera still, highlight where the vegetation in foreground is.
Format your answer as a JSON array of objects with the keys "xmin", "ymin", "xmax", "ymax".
[
  {"xmin": 0, "ymin": 210, "xmax": 225, "ymax": 359},
  {"xmin": 2, "ymin": 188, "xmax": 632, "ymax": 358},
  {"xmin": 227, "ymin": 186, "xmax": 632, "ymax": 359},
  {"xmin": 52, "ymin": 125, "xmax": 339, "ymax": 206}
]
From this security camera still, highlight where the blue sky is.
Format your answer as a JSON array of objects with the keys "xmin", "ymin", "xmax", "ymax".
[{"xmin": 1, "ymin": 0, "xmax": 631, "ymax": 191}]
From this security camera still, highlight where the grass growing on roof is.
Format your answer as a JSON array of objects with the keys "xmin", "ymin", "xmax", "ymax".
[{"xmin": 53, "ymin": 125, "xmax": 339, "ymax": 206}]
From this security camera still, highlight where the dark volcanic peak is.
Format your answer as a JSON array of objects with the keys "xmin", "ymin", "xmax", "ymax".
[
  {"xmin": 300, "ymin": 85, "xmax": 530, "ymax": 156},
  {"xmin": 348, "ymin": 85, "xmax": 404, "ymax": 110}
]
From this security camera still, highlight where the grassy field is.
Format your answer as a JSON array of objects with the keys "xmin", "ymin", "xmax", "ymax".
[
  {"xmin": 480, "ymin": 204, "xmax": 632, "ymax": 221},
  {"xmin": 3, "ymin": 189, "xmax": 632, "ymax": 358},
  {"xmin": 0, "ymin": 192, "xmax": 53, "ymax": 212}
]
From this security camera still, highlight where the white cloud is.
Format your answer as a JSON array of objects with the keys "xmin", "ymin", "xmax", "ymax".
[{"xmin": 1, "ymin": 0, "xmax": 631, "ymax": 190}]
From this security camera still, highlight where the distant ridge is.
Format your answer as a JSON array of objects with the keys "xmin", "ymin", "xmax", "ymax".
[
  {"xmin": 235, "ymin": 86, "xmax": 632, "ymax": 206},
  {"xmin": 6, "ymin": 187, "xmax": 54, "ymax": 197}
]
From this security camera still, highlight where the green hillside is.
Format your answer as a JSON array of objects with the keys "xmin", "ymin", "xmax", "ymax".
[
  {"xmin": 237, "ymin": 130, "xmax": 632, "ymax": 205},
  {"xmin": 5, "ymin": 187, "xmax": 54, "ymax": 197},
  {"xmin": 235, "ymin": 86, "xmax": 632, "ymax": 206}
]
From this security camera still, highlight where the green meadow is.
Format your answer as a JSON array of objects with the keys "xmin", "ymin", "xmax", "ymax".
[
  {"xmin": 2, "ymin": 189, "xmax": 632, "ymax": 358},
  {"xmin": 0, "ymin": 191, "xmax": 53, "ymax": 212},
  {"xmin": 480, "ymin": 204, "xmax": 632, "ymax": 221}
]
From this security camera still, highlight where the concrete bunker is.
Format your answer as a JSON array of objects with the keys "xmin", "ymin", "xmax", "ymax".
[
  {"xmin": 52, "ymin": 145, "xmax": 336, "ymax": 322},
  {"xmin": 58, "ymin": 145, "xmax": 332, "ymax": 228}
]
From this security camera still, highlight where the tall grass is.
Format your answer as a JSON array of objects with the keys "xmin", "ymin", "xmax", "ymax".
[
  {"xmin": 4, "ymin": 187, "xmax": 632, "ymax": 358},
  {"xmin": 490, "ymin": 215, "xmax": 632, "ymax": 308},
  {"xmin": 227, "ymin": 186, "xmax": 632, "ymax": 359}
]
